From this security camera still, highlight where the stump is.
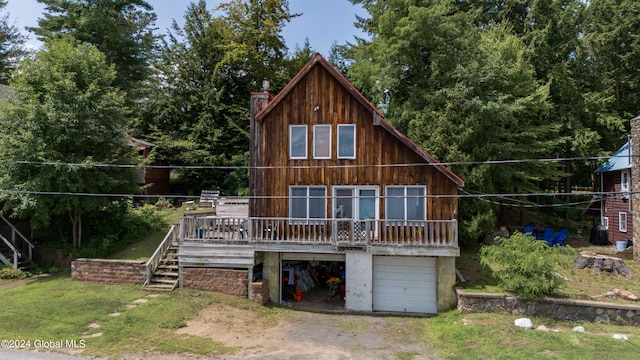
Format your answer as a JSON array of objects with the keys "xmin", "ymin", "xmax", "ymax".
[{"xmin": 575, "ymin": 251, "xmax": 634, "ymax": 277}]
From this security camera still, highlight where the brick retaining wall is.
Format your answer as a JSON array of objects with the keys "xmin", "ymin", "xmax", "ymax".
[
  {"xmin": 457, "ymin": 289, "xmax": 640, "ymax": 326},
  {"xmin": 71, "ymin": 258, "xmax": 146, "ymax": 285},
  {"xmin": 182, "ymin": 267, "xmax": 248, "ymax": 296},
  {"xmin": 251, "ymin": 279, "xmax": 269, "ymax": 305}
]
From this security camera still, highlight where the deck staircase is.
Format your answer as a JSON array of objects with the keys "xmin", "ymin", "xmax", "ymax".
[
  {"xmin": 0, "ymin": 216, "xmax": 39, "ymax": 273},
  {"xmin": 143, "ymin": 224, "xmax": 180, "ymax": 291}
]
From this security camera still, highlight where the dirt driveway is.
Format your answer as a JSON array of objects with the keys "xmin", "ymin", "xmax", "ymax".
[{"xmin": 177, "ymin": 305, "xmax": 441, "ymax": 360}]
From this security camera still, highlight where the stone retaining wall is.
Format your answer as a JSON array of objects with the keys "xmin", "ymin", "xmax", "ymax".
[
  {"xmin": 251, "ymin": 279, "xmax": 269, "ymax": 305},
  {"xmin": 182, "ymin": 267, "xmax": 248, "ymax": 296},
  {"xmin": 71, "ymin": 258, "xmax": 146, "ymax": 285},
  {"xmin": 457, "ymin": 289, "xmax": 640, "ymax": 326}
]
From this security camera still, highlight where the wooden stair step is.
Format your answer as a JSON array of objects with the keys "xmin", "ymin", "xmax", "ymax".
[
  {"xmin": 158, "ymin": 265, "xmax": 178, "ymax": 270},
  {"xmin": 150, "ymin": 278, "xmax": 178, "ymax": 284},
  {"xmin": 153, "ymin": 272, "xmax": 178, "ymax": 277}
]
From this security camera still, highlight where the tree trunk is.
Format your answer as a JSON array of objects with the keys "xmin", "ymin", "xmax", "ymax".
[
  {"xmin": 575, "ymin": 251, "xmax": 633, "ymax": 277},
  {"xmin": 69, "ymin": 210, "xmax": 82, "ymax": 248}
]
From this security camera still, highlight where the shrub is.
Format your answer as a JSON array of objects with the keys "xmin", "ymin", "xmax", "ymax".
[
  {"xmin": 479, "ymin": 232, "xmax": 575, "ymax": 299},
  {"xmin": 0, "ymin": 267, "xmax": 28, "ymax": 279}
]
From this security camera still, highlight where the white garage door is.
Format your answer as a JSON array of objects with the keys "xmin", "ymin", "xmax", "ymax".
[{"xmin": 373, "ymin": 256, "xmax": 437, "ymax": 313}]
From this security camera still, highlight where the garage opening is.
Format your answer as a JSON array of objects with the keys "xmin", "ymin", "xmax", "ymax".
[{"xmin": 281, "ymin": 257, "xmax": 345, "ymax": 312}]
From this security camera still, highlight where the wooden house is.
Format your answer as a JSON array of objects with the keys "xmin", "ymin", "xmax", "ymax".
[
  {"xmin": 171, "ymin": 54, "xmax": 464, "ymax": 314},
  {"xmin": 129, "ymin": 137, "xmax": 170, "ymax": 196},
  {"xmin": 594, "ymin": 140, "xmax": 632, "ymax": 244}
]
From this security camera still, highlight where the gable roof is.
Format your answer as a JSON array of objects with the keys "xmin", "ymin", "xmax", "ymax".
[
  {"xmin": 255, "ymin": 53, "xmax": 464, "ymax": 187},
  {"xmin": 596, "ymin": 140, "xmax": 631, "ymax": 173}
]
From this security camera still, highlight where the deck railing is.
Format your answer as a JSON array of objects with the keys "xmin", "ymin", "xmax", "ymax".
[
  {"xmin": 0, "ymin": 215, "xmax": 34, "ymax": 261},
  {"xmin": 180, "ymin": 216, "xmax": 457, "ymax": 247},
  {"xmin": 145, "ymin": 224, "xmax": 178, "ymax": 286}
]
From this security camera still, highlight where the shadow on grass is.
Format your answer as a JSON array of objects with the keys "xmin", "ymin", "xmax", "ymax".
[{"xmin": 456, "ymin": 245, "xmax": 500, "ymax": 291}]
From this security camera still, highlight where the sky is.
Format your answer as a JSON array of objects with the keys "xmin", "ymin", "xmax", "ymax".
[{"xmin": 4, "ymin": 0, "xmax": 368, "ymax": 56}]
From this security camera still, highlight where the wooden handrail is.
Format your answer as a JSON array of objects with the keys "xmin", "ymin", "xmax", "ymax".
[
  {"xmin": 0, "ymin": 215, "xmax": 34, "ymax": 260},
  {"xmin": 145, "ymin": 224, "xmax": 178, "ymax": 286},
  {"xmin": 0, "ymin": 234, "xmax": 20, "ymax": 269}
]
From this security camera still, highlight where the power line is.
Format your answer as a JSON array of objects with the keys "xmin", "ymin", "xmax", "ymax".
[
  {"xmin": 0, "ymin": 154, "xmax": 630, "ymax": 170},
  {"xmin": 0, "ymin": 188, "xmax": 619, "ymax": 200}
]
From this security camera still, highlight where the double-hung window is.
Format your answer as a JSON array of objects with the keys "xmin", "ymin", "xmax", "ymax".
[
  {"xmin": 289, "ymin": 186, "xmax": 326, "ymax": 222},
  {"xmin": 337, "ymin": 124, "xmax": 356, "ymax": 159},
  {"xmin": 619, "ymin": 212, "xmax": 628, "ymax": 233},
  {"xmin": 313, "ymin": 125, "xmax": 331, "ymax": 159},
  {"xmin": 290, "ymin": 125, "xmax": 307, "ymax": 159},
  {"xmin": 385, "ymin": 186, "xmax": 426, "ymax": 222}
]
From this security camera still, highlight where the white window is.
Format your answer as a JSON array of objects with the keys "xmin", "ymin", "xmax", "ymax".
[
  {"xmin": 337, "ymin": 124, "xmax": 356, "ymax": 159},
  {"xmin": 385, "ymin": 186, "xmax": 426, "ymax": 221},
  {"xmin": 603, "ymin": 217, "xmax": 609, "ymax": 229},
  {"xmin": 290, "ymin": 125, "xmax": 307, "ymax": 159},
  {"xmin": 619, "ymin": 212, "xmax": 627, "ymax": 233},
  {"xmin": 621, "ymin": 170, "xmax": 630, "ymax": 197},
  {"xmin": 313, "ymin": 125, "xmax": 331, "ymax": 159},
  {"xmin": 289, "ymin": 186, "xmax": 326, "ymax": 220}
]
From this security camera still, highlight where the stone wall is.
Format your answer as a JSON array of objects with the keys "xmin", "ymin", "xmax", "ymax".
[
  {"xmin": 182, "ymin": 267, "xmax": 248, "ymax": 296},
  {"xmin": 71, "ymin": 258, "xmax": 146, "ymax": 284},
  {"xmin": 457, "ymin": 289, "xmax": 640, "ymax": 326},
  {"xmin": 251, "ymin": 279, "xmax": 269, "ymax": 305}
]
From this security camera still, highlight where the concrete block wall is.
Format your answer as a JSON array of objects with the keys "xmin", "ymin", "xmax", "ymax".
[
  {"xmin": 457, "ymin": 289, "xmax": 640, "ymax": 326},
  {"xmin": 182, "ymin": 267, "xmax": 248, "ymax": 296},
  {"xmin": 71, "ymin": 258, "xmax": 146, "ymax": 284}
]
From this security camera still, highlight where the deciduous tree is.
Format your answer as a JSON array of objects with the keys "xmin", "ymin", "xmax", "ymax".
[{"xmin": 0, "ymin": 37, "xmax": 140, "ymax": 248}]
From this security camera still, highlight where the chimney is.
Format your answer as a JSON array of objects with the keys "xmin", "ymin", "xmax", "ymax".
[
  {"xmin": 249, "ymin": 82, "xmax": 271, "ymax": 217},
  {"xmin": 631, "ymin": 116, "xmax": 640, "ymax": 262}
]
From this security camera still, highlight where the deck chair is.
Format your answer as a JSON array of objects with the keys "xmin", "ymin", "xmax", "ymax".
[
  {"xmin": 542, "ymin": 227, "xmax": 554, "ymax": 246},
  {"xmin": 523, "ymin": 225, "xmax": 534, "ymax": 237},
  {"xmin": 552, "ymin": 229, "xmax": 569, "ymax": 247}
]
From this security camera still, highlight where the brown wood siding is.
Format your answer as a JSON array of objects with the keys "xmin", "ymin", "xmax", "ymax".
[
  {"xmin": 602, "ymin": 171, "xmax": 632, "ymax": 243},
  {"xmin": 250, "ymin": 64, "xmax": 458, "ymax": 221}
]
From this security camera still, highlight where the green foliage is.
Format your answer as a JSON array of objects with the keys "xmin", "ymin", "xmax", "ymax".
[
  {"xmin": 0, "ymin": 37, "xmax": 141, "ymax": 248},
  {"xmin": 0, "ymin": 1, "xmax": 26, "ymax": 84},
  {"xmin": 31, "ymin": 0, "xmax": 156, "ymax": 104},
  {"xmin": 480, "ymin": 232, "xmax": 575, "ymax": 299},
  {"xmin": 0, "ymin": 266, "xmax": 28, "ymax": 279},
  {"xmin": 138, "ymin": 0, "xmax": 297, "ymax": 195},
  {"xmin": 75, "ymin": 201, "xmax": 168, "ymax": 258}
]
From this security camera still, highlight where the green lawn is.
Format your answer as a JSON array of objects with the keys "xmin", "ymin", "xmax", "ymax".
[{"xmin": 1, "ymin": 275, "xmax": 640, "ymax": 359}]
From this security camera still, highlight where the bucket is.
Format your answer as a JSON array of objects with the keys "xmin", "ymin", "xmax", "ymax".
[{"xmin": 616, "ymin": 240, "xmax": 627, "ymax": 252}]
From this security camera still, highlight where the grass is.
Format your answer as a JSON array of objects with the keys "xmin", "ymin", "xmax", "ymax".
[
  {"xmin": 1, "ymin": 273, "xmax": 640, "ymax": 358},
  {"xmin": 420, "ymin": 310, "xmax": 640, "ymax": 359},
  {"xmin": 457, "ymin": 235, "xmax": 640, "ymax": 303},
  {"xmin": 0, "ymin": 275, "xmax": 290, "ymax": 358}
]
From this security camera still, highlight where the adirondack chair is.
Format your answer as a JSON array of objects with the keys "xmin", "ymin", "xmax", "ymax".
[
  {"xmin": 542, "ymin": 227, "xmax": 555, "ymax": 246},
  {"xmin": 552, "ymin": 229, "xmax": 569, "ymax": 247},
  {"xmin": 523, "ymin": 225, "xmax": 534, "ymax": 237}
]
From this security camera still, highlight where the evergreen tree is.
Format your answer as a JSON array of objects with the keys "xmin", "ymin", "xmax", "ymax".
[
  {"xmin": 139, "ymin": 0, "xmax": 296, "ymax": 195},
  {"xmin": 0, "ymin": 0, "xmax": 26, "ymax": 84},
  {"xmin": 31, "ymin": 0, "xmax": 157, "ymax": 108}
]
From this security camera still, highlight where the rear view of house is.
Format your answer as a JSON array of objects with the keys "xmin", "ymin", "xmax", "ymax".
[{"xmin": 174, "ymin": 54, "xmax": 464, "ymax": 314}]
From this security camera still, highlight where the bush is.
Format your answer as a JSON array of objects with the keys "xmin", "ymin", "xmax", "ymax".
[
  {"xmin": 479, "ymin": 232, "xmax": 575, "ymax": 299},
  {"xmin": 0, "ymin": 267, "xmax": 28, "ymax": 279}
]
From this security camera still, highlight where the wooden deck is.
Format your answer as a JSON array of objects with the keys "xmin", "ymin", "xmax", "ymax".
[{"xmin": 179, "ymin": 216, "xmax": 458, "ymax": 249}]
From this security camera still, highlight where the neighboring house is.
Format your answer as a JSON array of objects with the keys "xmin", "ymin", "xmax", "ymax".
[
  {"xmin": 176, "ymin": 54, "xmax": 464, "ymax": 314},
  {"xmin": 129, "ymin": 137, "xmax": 170, "ymax": 196},
  {"xmin": 594, "ymin": 140, "xmax": 632, "ymax": 244}
]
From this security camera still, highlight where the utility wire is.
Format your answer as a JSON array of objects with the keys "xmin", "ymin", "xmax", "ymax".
[{"xmin": 0, "ymin": 154, "xmax": 631, "ymax": 170}]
